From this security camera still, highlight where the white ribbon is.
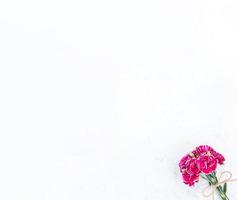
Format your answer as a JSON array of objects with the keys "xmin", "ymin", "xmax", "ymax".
[{"xmin": 202, "ymin": 171, "xmax": 237, "ymax": 200}]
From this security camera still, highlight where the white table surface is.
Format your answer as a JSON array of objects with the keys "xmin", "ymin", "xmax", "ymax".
[{"xmin": 1, "ymin": 0, "xmax": 237, "ymax": 199}]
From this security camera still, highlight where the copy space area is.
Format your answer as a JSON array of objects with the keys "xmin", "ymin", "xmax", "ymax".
[{"xmin": 1, "ymin": 1, "xmax": 237, "ymax": 199}]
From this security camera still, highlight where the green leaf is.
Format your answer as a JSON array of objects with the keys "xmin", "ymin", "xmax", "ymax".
[{"xmin": 223, "ymin": 183, "xmax": 227, "ymax": 194}]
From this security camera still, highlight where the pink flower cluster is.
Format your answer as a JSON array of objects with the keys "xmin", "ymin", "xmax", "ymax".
[{"xmin": 179, "ymin": 145, "xmax": 225, "ymax": 186}]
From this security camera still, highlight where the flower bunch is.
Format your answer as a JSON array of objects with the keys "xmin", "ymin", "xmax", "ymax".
[
  {"xmin": 179, "ymin": 145, "xmax": 231, "ymax": 200},
  {"xmin": 179, "ymin": 145, "xmax": 225, "ymax": 186}
]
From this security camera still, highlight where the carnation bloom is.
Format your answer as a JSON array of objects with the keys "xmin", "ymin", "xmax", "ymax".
[
  {"xmin": 196, "ymin": 145, "xmax": 214, "ymax": 155},
  {"xmin": 196, "ymin": 155, "xmax": 217, "ymax": 174},
  {"xmin": 179, "ymin": 154, "xmax": 192, "ymax": 170},
  {"xmin": 179, "ymin": 145, "xmax": 230, "ymax": 200},
  {"xmin": 179, "ymin": 154, "xmax": 200, "ymax": 186},
  {"xmin": 182, "ymin": 171, "xmax": 199, "ymax": 186},
  {"xmin": 212, "ymin": 151, "xmax": 225, "ymax": 164},
  {"xmin": 185, "ymin": 158, "xmax": 200, "ymax": 175},
  {"xmin": 195, "ymin": 145, "xmax": 225, "ymax": 166},
  {"xmin": 179, "ymin": 145, "xmax": 225, "ymax": 186}
]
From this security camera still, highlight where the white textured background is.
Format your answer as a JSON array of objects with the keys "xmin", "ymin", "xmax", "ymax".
[{"xmin": 1, "ymin": 0, "xmax": 237, "ymax": 200}]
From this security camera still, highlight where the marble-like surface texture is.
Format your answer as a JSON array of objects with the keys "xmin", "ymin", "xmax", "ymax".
[{"xmin": 1, "ymin": 0, "xmax": 237, "ymax": 200}]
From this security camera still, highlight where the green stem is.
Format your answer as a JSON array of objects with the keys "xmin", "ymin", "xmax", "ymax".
[
  {"xmin": 204, "ymin": 172, "xmax": 229, "ymax": 200},
  {"xmin": 216, "ymin": 186, "xmax": 228, "ymax": 200}
]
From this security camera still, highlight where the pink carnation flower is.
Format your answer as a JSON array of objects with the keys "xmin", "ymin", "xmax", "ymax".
[
  {"xmin": 185, "ymin": 158, "xmax": 200, "ymax": 175},
  {"xmin": 179, "ymin": 154, "xmax": 192, "ymax": 170},
  {"xmin": 179, "ymin": 154, "xmax": 200, "ymax": 186},
  {"xmin": 212, "ymin": 151, "xmax": 225, "ymax": 165},
  {"xmin": 196, "ymin": 145, "xmax": 225, "ymax": 165},
  {"xmin": 182, "ymin": 171, "xmax": 199, "ymax": 186},
  {"xmin": 196, "ymin": 145, "xmax": 214, "ymax": 155},
  {"xmin": 179, "ymin": 145, "xmax": 230, "ymax": 200},
  {"xmin": 196, "ymin": 155, "xmax": 217, "ymax": 174},
  {"xmin": 179, "ymin": 145, "xmax": 225, "ymax": 186}
]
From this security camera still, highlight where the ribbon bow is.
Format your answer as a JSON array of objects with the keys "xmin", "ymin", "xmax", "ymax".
[{"xmin": 202, "ymin": 171, "xmax": 237, "ymax": 200}]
